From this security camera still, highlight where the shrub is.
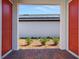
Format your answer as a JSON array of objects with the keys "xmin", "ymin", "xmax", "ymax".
[
  {"xmin": 40, "ymin": 37, "xmax": 49, "ymax": 45},
  {"xmin": 47, "ymin": 36, "xmax": 52, "ymax": 39},
  {"xmin": 31, "ymin": 37, "xmax": 39, "ymax": 39},
  {"xmin": 25, "ymin": 37, "xmax": 32, "ymax": 45},
  {"xmin": 52, "ymin": 37, "xmax": 60, "ymax": 45},
  {"xmin": 20, "ymin": 37, "xmax": 26, "ymax": 39}
]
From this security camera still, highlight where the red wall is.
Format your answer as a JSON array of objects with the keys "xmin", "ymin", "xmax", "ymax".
[
  {"xmin": 78, "ymin": 0, "xmax": 79, "ymax": 55},
  {"xmin": 69, "ymin": 0, "xmax": 78, "ymax": 55},
  {"xmin": 2, "ymin": 0, "xmax": 12, "ymax": 55}
]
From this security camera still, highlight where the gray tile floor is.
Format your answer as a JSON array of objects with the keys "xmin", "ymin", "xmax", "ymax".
[{"xmin": 4, "ymin": 49, "xmax": 78, "ymax": 59}]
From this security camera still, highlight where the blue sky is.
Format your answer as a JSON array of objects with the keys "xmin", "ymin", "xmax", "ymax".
[{"xmin": 19, "ymin": 5, "xmax": 60, "ymax": 15}]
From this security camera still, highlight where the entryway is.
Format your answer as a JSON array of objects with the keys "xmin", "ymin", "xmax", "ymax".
[
  {"xmin": 18, "ymin": 5, "xmax": 60, "ymax": 50},
  {"xmin": 1, "ymin": 0, "xmax": 78, "ymax": 59}
]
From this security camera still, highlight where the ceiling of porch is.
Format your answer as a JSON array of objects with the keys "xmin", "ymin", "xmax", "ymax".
[{"xmin": 16, "ymin": 0, "xmax": 68, "ymax": 4}]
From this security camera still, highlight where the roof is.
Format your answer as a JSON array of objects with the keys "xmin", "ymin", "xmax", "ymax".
[{"xmin": 19, "ymin": 14, "xmax": 60, "ymax": 22}]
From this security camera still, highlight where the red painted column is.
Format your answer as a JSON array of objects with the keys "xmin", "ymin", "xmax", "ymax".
[
  {"xmin": 2, "ymin": 0, "xmax": 12, "ymax": 55},
  {"xmin": 78, "ymin": 0, "xmax": 79, "ymax": 56},
  {"xmin": 69, "ymin": 0, "xmax": 78, "ymax": 55}
]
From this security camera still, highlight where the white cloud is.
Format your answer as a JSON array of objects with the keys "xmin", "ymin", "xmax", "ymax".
[
  {"xmin": 35, "ymin": 7, "xmax": 49, "ymax": 12},
  {"xmin": 44, "ymin": 5, "xmax": 53, "ymax": 9}
]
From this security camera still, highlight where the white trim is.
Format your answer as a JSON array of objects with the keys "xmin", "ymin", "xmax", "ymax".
[
  {"xmin": 12, "ymin": 3, "xmax": 19, "ymax": 50},
  {"xmin": 59, "ymin": 0, "xmax": 67, "ymax": 50},
  {"xmin": 17, "ymin": 5, "xmax": 20, "ymax": 50},
  {"xmin": 67, "ymin": 50, "xmax": 79, "ymax": 58},
  {"xmin": 2, "ymin": 50, "xmax": 12, "ymax": 59},
  {"xmin": 66, "ymin": 0, "xmax": 69, "ymax": 50},
  {"xmin": 0, "ymin": 0, "xmax": 2, "ymax": 59}
]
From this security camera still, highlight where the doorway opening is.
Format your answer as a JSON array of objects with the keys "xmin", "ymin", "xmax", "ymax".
[{"xmin": 17, "ymin": 5, "xmax": 61, "ymax": 49}]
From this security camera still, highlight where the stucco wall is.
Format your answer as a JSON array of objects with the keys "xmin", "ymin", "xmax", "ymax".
[{"xmin": 19, "ymin": 21, "xmax": 60, "ymax": 38}]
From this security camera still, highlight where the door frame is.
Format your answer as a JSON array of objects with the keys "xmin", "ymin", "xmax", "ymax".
[{"xmin": 16, "ymin": 0, "xmax": 68, "ymax": 50}]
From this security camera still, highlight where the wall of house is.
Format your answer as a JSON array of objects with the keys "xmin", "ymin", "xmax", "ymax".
[
  {"xmin": 69, "ymin": 0, "xmax": 78, "ymax": 55},
  {"xmin": 78, "ymin": 0, "xmax": 79, "ymax": 55},
  {"xmin": 19, "ymin": 21, "xmax": 60, "ymax": 38},
  {"xmin": 2, "ymin": 0, "xmax": 12, "ymax": 55}
]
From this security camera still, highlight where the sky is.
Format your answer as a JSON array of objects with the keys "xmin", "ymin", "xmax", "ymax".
[{"xmin": 18, "ymin": 5, "xmax": 60, "ymax": 15}]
